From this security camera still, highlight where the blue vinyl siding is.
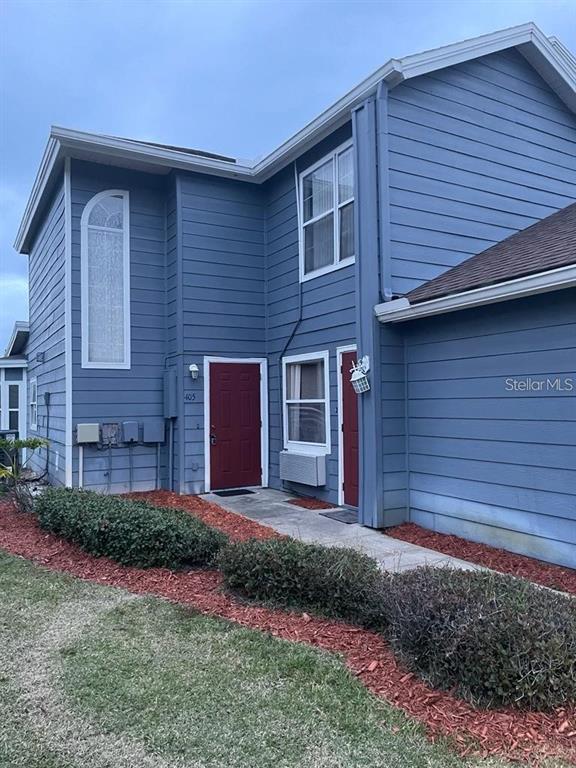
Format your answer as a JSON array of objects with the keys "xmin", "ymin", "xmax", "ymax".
[
  {"xmin": 177, "ymin": 172, "xmax": 266, "ymax": 494},
  {"xmin": 403, "ymin": 290, "xmax": 576, "ymax": 568},
  {"xmin": 24, "ymin": 39, "xmax": 576, "ymax": 573},
  {"xmin": 26, "ymin": 180, "xmax": 66, "ymax": 484},
  {"xmin": 388, "ymin": 49, "xmax": 576, "ymax": 296},
  {"xmin": 379, "ymin": 324, "xmax": 407, "ymax": 524},
  {"xmin": 265, "ymin": 125, "xmax": 356, "ymax": 503},
  {"xmin": 69, "ymin": 161, "xmax": 169, "ymax": 492}
]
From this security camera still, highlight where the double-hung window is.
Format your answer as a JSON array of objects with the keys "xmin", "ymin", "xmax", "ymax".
[
  {"xmin": 299, "ymin": 142, "xmax": 354, "ymax": 281},
  {"xmin": 29, "ymin": 378, "xmax": 37, "ymax": 431},
  {"xmin": 283, "ymin": 351, "xmax": 330, "ymax": 453},
  {"xmin": 8, "ymin": 385, "xmax": 19, "ymax": 431},
  {"xmin": 81, "ymin": 190, "xmax": 131, "ymax": 369}
]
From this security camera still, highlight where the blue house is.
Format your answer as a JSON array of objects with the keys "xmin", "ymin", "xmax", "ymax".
[{"xmin": 14, "ymin": 24, "xmax": 576, "ymax": 568}]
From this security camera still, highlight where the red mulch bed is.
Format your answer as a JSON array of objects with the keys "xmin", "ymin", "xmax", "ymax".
[
  {"xmin": 387, "ymin": 523, "xmax": 576, "ymax": 596},
  {"xmin": 287, "ymin": 497, "xmax": 336, "ymax": 510},
  {"xmin": 0, "ymin": 501, "xmax": 574, "ymax": 764},
  {"xmin": 126, "ymin": 490, "xmax": 281, "ymax": 541}
]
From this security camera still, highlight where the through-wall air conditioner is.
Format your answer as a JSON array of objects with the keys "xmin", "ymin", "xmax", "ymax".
[{"xmin": 279, "ymin": 451, "xmax": 326, "ymax": 487}]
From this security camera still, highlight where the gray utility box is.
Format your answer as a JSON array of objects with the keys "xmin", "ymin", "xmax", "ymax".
[
  {"xmin": 122, "ymin": 421, "xmax": 139, "ymax": 443},
  {"xmin": 279, "ymin": 451, "xmax": 326, "ymax": 487},
  {"xmin": 143, "ymin": 419, "xmax": 165, "ymax": 444},
  {"xmin": 163, "ymin": 369, "xmax": 178, "ymax": 419},
  {"xmin": 76, "ymin": 423, "xmax": 100, "ymax": 444}
]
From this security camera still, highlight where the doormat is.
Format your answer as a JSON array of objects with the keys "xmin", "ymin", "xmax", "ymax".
[
  {"xmin": 319, "ymin": 508, "xmax": 358, "ymax": 524},
  {"xmin": 213, "ymin": 489, "xmax": 256, "ymax": 498}
]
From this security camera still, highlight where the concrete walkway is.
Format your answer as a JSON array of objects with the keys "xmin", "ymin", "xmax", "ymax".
[{"xmin": 203, "ymin": 488, "xmax": 479, "ymax": 573}]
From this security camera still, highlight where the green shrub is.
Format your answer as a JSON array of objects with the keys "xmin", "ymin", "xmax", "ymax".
[
  {"xmin": 35, "ymin": 487, "xmax": 227, "ymax": 569},
  {"xmin": 381, "ymin": 566, "xmax": 576, "ymax": 710},
  {"xmin": 218, "ymin": 537, "xmax": 385, "ymax": 627}
]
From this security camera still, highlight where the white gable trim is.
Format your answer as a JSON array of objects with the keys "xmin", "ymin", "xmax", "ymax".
[
  {"xmin": 64, "ymin": 157, "xmax": 73, "ymax": 486},
  {"xmin": 15, "ymin": 23, "xmax": 576, "ymax": 254}
]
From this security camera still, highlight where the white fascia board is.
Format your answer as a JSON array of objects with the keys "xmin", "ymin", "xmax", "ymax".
[
  {"xmin": 375, "ymin": 265, "xmax": 576, "ymax": 323},
  {"xmin": 519, "ymin": 26, "xmax": 576, "ymax": 111},
  {"xmin": 392, "ymin": 23, "xmax": 534, "ymax": 81},
  {"xmin": 52, "ymin": 126, "xmax": 255, "ymax": 178},
  {"xmin": 4, "ymin": 321, "xmax": 29, "ymax": 357},
  {"xmin": 548, "ymin": 36, "xmax": 576, "ymax": 72},
  {"xmin": 14, "ymin": 137, "xmax": 60, "ymax": 253},
  {"xmin": 0, "ymin": 358, "xmax": 28, "ymax": 368},
  {"xmin": 14, "ymin": 23, "xmax": 576, "ymax": 253}
]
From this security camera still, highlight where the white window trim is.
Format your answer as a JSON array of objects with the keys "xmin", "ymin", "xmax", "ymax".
[
  {"xmin": 80, "ymin": 189, "xmax": 131, "ymax": 369},
  {"xmin": 298, "ymin": 141, "xmax": 355, "ymax": 283},
  {"xmin": 29, "ymin": 377, "xmax": 37, "ymax": 432},
  {"xmin": 282, "ymin": 350, "xmax": 331, "ymax": 455}
]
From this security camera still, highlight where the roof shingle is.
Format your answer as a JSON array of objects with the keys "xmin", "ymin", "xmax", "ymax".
[{"xmin": 406, "ymin": 203, "xmax": 576, "ymax": 304}]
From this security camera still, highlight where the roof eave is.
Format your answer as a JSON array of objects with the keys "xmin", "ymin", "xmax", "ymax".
[
  {"xmin": 374, "ymin": 265, "xmax": 576, "ymax": 323},
  {"xmin": 0, "ymin": 358, "xmax": 28, "ymax": 368},
  {"xmin": 14, "ymin": 23, "xmax": 576, "ymax": 254},
  {"xmin": 4, "ymin": 321, "xmax": 30, "ymax": 357},
  {"xmin": 14, "ymin": 137, "xmax": 60, "ymax": 253}
]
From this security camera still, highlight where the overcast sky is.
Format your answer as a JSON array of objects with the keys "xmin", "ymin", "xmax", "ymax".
[{"xmin": 1, "ymin": 0, "xmax": 575, "ymax": 350}]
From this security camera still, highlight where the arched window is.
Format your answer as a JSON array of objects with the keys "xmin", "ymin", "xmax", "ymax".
[{"xmin": 81, "ymin": 190, "xmax": 130, "ymax": 368}]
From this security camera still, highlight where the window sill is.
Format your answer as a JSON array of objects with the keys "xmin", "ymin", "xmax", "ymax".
[
  {"xmin": 283, "ymin": 443, "xmax": 330, "ymax": 456},
  {"xmin": 81, "ymin": 362, "xmax": 131, "ymax": 370},
  {"xmin": 300, "ymin": 256, "xmax": 355, "ymax": 284}
]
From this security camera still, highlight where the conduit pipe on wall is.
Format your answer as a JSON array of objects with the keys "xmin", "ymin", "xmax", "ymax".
[
  {"xmin": 168, "ymin": 419, "xmax": 174, "ymax": 492},
  {"xmin": 277, "ymin": 162, "xmax": 304, "ymax": 362},
  {"xmin": 78, "ymin": 445, "xmax": 84, "ymax": 489}
]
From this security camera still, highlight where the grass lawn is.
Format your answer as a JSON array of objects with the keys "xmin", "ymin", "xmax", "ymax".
[{"xmin": 0, "ymin": 550, "xmax": 566, "ymax": 768}]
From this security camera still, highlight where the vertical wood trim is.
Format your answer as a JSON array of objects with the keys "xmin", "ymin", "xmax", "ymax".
[
  {"xmin": 376, "ymin": 82, "xmax": 393, "ymax": 302},
  {"xmin": 353, "ymin": 98, "xmax": 384, "ymax": 527},
  {"xmin": 64, "ymin": 158, "xmax": 73, "ymax": 486},
  {"xmin": 175, "ymin": 174, "xmax": 186, "ymax": 494}
]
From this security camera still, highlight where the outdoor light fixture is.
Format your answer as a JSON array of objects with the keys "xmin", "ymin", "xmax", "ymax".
[
  {"xmin": 189, "ymin": 363, "xmax": 200, "ymax": 380},
  {"xmin": 350, "ymin": 356, "xmax": 371, "ymax": 394}
]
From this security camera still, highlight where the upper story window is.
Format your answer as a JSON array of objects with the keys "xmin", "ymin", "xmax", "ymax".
[
  {"xmin": 282, "ymin": 351, "xmax": 331, "ymax": 454},
  {"xmin": 299, "ymin": 142, "xmax": 354, "ymax": 282},
  {"xmin": 81, "ymin": 190, "xmax": 131, "ymax": 369}
]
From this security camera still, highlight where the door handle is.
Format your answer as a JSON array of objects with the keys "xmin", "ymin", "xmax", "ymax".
[{"xmin": 210, "ymin": 434, "xmax": 217, "ymax": 446}]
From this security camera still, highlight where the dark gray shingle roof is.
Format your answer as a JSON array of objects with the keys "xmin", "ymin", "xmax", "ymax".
[{"xmin": 407, "ymin": 203, "xmax": 576, "ymax": 304}]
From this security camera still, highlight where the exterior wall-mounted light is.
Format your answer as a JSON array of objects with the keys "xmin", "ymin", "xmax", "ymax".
[
  {"xmin": 350, "ymin": 355, "xmax": 370, "ymax": 394},
  {"xmin": 189, "ymin": 363, "xmax": 200, "ymax": 380}
]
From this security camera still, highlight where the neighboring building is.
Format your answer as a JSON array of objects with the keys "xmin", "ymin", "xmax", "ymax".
[
  {"xmin": 0, "ymin": 322, "xmax": 28, "ymax": 441},
  {"xmin": 14, "ymin": 24, "xmax": 576, "ymax": 567}
]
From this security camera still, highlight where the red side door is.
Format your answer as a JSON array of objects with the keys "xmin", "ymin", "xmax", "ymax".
[
  {"xmin": 341, "ymin": 351, "xmax": 359, "ymax": 507},
  {"xmin": 209, "ymin": 362, "xmax": 261, "ymax": 490}
]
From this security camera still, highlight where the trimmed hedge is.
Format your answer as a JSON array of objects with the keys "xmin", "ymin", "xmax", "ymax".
[
  {"xmin": 218, "ymin": 537, "xmax": 384, "ymax": 627},
  {"xmin": 35, "ymin": 488, "xmax": 227, "ymax": 569},
  {"xmin": 381, "ymin": 566, "xmax": 576, "ymax": 710}
]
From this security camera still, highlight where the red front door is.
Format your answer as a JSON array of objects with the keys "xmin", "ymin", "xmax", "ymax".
[
  {"xmin": 341, "ymin": 351, "xmax": 359, "ymax": 507},
  {"xmin": 209, "ymin": 362, "xmax": 262, "ymax": 490}
]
